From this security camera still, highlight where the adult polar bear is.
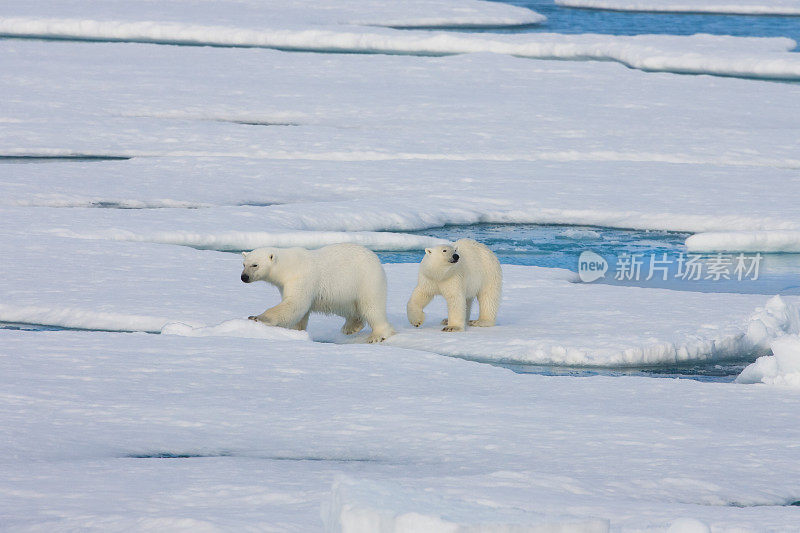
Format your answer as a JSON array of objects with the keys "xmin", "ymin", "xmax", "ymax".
[
  {"xmin": 241, "ymin": 243, "xmax": 395, "ymax": 343},
  {"xmin": 407, "ymin": 239, "xmax": 502, "ymax": 332}
]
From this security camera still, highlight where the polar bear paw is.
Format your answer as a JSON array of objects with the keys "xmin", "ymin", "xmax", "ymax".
[
  {"xmin": 442, "ymin": 325, "xmax": 464, "ymax": 332},
  {"xmin": 249, "ymin": 314, "xmax": 276, "ymax": 326},
  {"xmin": 469, "ymin": 319, "xmax": 494, "ymax": 327},
  {"xmin": 367, "ymin": 333, "xmax": 388, "ymax": 343},
  {"xmin": 408, "ymin": 310, "xmax": 425, "ymax": 328}
]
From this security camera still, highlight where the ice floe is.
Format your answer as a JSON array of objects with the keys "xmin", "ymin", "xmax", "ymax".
[
  {"xmin": 51, "ymin": 228, "xmax": 447, "ymax": 252},
  {"xmin": 3, "ymin": 327, "xmax": 800, "ymax": 530},
  {"xmin": 2, "ymin": 234, "xmax": 798, "ymax": 367},
  {"xmin": 1, "ymin": 18, "xmax": 799, "ymax": 79},
  {"xmin": 0, "ymin": 0, "xmax": 544, "ymax": 29},
  {"xmin": 736, "ymin": 334, "xmax": 800, "ymax": 386},
  {"xmin": 686, "ymin": 230, "xmax": 800, "ymax": 253}
]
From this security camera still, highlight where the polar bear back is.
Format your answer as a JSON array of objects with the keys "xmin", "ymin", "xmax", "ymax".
[
  {"xmin": 309, "ymin": 243, "xmax": 387, "ymax": 306},
  {"xmin": 453, "ymin": 238, "xmax": 502, "ymax": 298}
]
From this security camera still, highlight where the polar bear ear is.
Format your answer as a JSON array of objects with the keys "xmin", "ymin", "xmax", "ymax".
[
  {"xmin": 425, "ymin": 248, "xmax": 432, "ymax": 255},
  {"xmin": 241, "ymin": 252, "xmax": 247, "ymax": 258}
]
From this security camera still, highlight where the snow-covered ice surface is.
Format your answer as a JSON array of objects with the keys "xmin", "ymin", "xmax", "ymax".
[
  {"xmin": 555, "ymin": 0, "xmax": 800, "ymax": 16},
  {"xmin": 2, "ymin": 40, "xmax": 800, "ymax": 236},
  {"xmin": 3, "ymin": 327, "xmax": 800, "ymax": 531},
  {"xmin": 4, "ymin": 0, "xmax": 800, "ymax": 529}
]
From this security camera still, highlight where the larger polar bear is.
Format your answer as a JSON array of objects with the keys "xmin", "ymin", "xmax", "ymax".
[
  {"xmin": 241, "ymin": 243, "xmax": 395, "ymax": 343},
  {"xmin": 407, "ymin": 239, "xmax": 502, "ymax": 332}
]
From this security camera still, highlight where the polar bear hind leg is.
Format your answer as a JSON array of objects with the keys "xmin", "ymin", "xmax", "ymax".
[
  {"xmin": 341, "ymin": 310, "xmax": 365, "ymax": 335},
  {"xmin": 294, "ymin": 311, "xmax": 311, "ymax": 331},
  {"xmin": 470, "ymin": 284, "xmax": 500, "ymax": 327},
  {"xmin": 359, "ymin": 295, "xmax": 394, "ymax": 343}
]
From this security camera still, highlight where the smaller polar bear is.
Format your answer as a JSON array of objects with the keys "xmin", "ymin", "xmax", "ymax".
[
  {"xmin": 241, "ymin": 243, "xmax": 395, "ymax": 343},
  {"xmin": 407, "ymin": 239, "xmax": 502, "ymax": 332}
]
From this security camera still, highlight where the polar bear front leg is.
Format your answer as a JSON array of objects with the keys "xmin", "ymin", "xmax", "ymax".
[
  {"xmin": 442, "ymin": 298, "xmax": 473, "ymax": 326},
  {"xmin": 441, "ymin": 285, "xmax": 467, "ymax": 332},
  {"xmin": 407, "ymin": 285, "xmax": 433, "ymax": 327},
  {"xmin": 249, "ymin": 286, "xmax": 313, "ymax": 329}
]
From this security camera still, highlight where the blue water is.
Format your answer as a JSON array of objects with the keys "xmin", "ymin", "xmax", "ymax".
[
  {"xmin": 491, "ymin": 0, "xmax": 800, "ymax": 44},
  {"xmin": 376, "ymin": 224, "xmax": 800, "ymax": 296}
]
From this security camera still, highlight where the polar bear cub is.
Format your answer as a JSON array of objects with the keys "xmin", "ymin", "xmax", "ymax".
[
  {"xmin": 407, "ymin": 239, "xmax": 502, "ymax": 332},
  {"xmin": 241, "ymin": 243, "xmax": 395, "ymax": 343}
]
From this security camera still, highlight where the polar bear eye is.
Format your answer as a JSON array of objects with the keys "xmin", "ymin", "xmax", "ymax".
[{"xmin": 252, "ymin": 264, "xmax": 258, "ymax": 268}]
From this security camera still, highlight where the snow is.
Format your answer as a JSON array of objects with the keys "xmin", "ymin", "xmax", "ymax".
[
  {"xmin": 665, "ymin": 518, "xmax": 711, "ymax": 533},
  {"xmin": 1, "ymin": 18, "xmax": 799, "ymax": 80},
  {"xmin": 2, "ymin": 40, "xmax": 800, "ymax": 236},
  {"xmin": 736, "ymin": 334, "xmax": 800, "ymax": 386},
  {"xmin": 686, "ymin": 230, "xmax": 800, "ymax": 253},
  {"xmin": 3, "ymin": 0, "xmax": 800, "ymax": 529},
  {"xmin": 0, "ymin": 0, "xmax": 545, "ymax": 29},
  {"xmin": 162, "ymin": 319, "xmax": 311, "ymax": 342},
  {"xmin": 556, "ymin": 0, "xmax": 800, "ymax": 16},
  {"xmin": 52, "ymin": 228, "xmax": 447, "ymax": 252},
  {"xmin": 323, "ymin": 477, "xmax": 610, "ymax": 532}
]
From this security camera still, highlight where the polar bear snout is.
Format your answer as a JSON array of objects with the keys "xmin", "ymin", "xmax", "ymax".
[
  {"xmin": 450, "ymin": 253, "xmax": 459, "ymax": 263},
  {"xmin": 241, "ymin": 272, "xmax": 251, "ymax": 283}
]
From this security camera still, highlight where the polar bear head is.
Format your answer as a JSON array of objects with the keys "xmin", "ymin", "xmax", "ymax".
[
  {"xmin": 241, "ymin": 248, "xmax": 277, "ymax": 283},
  {"xmin": 420, "ymin": 244, "xmax": 460, "ymax": 281}
]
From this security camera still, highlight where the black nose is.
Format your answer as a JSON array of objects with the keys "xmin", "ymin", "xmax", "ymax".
[
  {"xmin": 452, "ymin": 253, "xmax": 459, "ymax": 262},
  {"xmin": 241, "ymin": 273, "xmax": 250, "ymax": 283}
]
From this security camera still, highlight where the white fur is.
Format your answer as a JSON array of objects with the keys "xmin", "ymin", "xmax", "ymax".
[
  {"xmin": 407, "ymin": 239, "xmax": 502, "ymax": 332},
  {"xmin": 241, "ymin": 244, "xmax": 395, "ymax": 342}
]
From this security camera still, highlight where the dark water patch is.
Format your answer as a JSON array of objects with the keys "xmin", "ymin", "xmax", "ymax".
[
  {"xmin": 0, "ymin": 321, "xmax": 70, "ymax": 332},
  {"xmin": 236, "ymin": 201, "xmax": 281, "ymax": 207},
  {"xmin": 0, "ymin": 321, "xmax": 159, "ymax": 334},
  {"xmin": 0, "ymin": 154, "xmax": 131, "ymax": 163},
  {"xmin": 124, "ymin": 451, "xmax": 384, "ymax": 463},
  {"xmin": 380, "ymin": 22, "xmax": 544, "ymax": 31},
  {"xmin": 725, "ymin": 499, "xmax": 800, "ymax": 508},
  {"xmin": 125, "ymin": 452, "xmax": 234, "ymax": 459},
  {"xmin": 217, "ymin": 119, "xmax": 300, "ymax": 127},
  {"xmin": 87, "ymin": 201, "xmax": 202, "ymax": 210},
  {"xmin": 500, "ymin": 360, "xmax": 748, "ymax": 383}
]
